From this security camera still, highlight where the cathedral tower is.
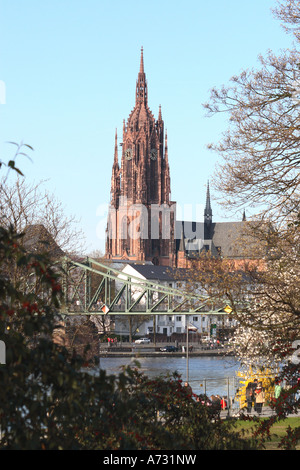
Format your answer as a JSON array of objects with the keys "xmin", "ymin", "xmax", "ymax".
[{"xmin": 106, "ymin": 48, "xmax": 175, "ymax": 265}]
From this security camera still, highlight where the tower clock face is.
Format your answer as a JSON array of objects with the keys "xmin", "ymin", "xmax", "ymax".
[
  {"xmin": 150, "ymin": 149, "xmax": 157, "ymax": 160},
  {"xmin": 125, "ymin": 148, "xmax": 132, "ymax": 160}
]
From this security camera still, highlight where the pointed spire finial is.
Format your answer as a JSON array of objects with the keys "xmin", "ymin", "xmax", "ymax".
[
  {"xmin": 139, "ymin": 46, "xmax": 144, "ymax": 74},
  {"xmin": 206, "ymin": 181, "xmax": 211, "ymax": 210},
  {"xmin": 158, "ymin": 104, "xmax": 162, "ymax": 121}
]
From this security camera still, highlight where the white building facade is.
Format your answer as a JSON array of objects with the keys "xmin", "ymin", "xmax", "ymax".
[{"xmin": 114, "ymin": 264, "xmax": 238, "ymax": 340}]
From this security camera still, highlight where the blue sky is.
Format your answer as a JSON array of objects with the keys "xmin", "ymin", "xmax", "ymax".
[{"xmin": 0, "ymin": 0, "xmax": 294, "ymax": 253}]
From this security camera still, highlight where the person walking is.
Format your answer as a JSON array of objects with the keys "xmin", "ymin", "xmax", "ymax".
[
  {"xmin": 274, "ymin": 378, "xmax": 282, "ymax": 400},
  {"xmin": 254, "ymin": 382, "xmax": 265, "ymax": 415},
  {"xmin": 220, "ymin": 396, "xmax": 227, "ymax": 410},
  {"xmin": 252, "ymin": 379, "xmax": 258, "ymax": 412},
  {"xmin": 210, "ymin": 395, "xmax": 221, "ymax": 419},
  {"xmin": 246, "ymin": 382, "xmax": 254, "ymax": 413}
]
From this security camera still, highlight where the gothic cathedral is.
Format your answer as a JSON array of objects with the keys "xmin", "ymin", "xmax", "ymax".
[{"xmin": 105, "ymin": 48, "xmax": 176, "ymax": 266}]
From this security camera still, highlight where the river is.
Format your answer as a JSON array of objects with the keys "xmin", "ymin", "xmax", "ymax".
[{"xmin": 98, "ymin": 355, "xmax": 242, "ymax": 399}]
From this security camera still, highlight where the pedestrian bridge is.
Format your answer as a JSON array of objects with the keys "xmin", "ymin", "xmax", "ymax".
[{"xmin": 59, "ymin": 256, "xmax": 230, "ymax": 317}]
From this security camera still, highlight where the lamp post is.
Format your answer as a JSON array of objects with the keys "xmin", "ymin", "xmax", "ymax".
[
  {"xmin": 186, "ymin": 318, "xmax": 198, "ymax": 385},
  {"xmin": 186, "ymin": 315, "xmax": 189, "ymax": 384}
]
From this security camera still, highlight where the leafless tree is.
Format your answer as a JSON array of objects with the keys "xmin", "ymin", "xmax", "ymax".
[
  {"xmin": 0, "ymin": 176, "xmax": 86, "ymax": 256},
  {"xmin": 273, "ymin": 0, "xmax": 300, "ymax": 39},
  {"xmin": 204, "ymin": 48, "xmax": 300, "ymax": 222},
  {"xmin": 204, "ymin": 0, "xmax": 300, "ymax": 223}
]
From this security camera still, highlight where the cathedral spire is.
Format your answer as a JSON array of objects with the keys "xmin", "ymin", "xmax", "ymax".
[
  {"xmin": 106, "ymin": 49, "xmax": 174, "ymax": 265},
  {"xmin": 136, "ymin": 46, "xmax": 147, "ymax": 105}
]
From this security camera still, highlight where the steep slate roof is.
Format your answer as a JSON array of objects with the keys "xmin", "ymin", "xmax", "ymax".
[
  {"xmin": 22, "ymin": 224, "xmax": 64, "ymax": 258},
  {"xmin": 175, "ymin": 220, "xmax": 257, "ymax": 259}
]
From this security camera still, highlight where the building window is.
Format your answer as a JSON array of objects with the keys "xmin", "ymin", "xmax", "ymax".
[{"xmin": 176, "ymin": 316, "xmax": 181, "ymax": 322}]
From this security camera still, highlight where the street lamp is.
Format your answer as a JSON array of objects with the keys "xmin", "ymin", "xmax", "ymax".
[{"xmin": 185, "ymin": 316, "xmax": 198, "ymax": 385}]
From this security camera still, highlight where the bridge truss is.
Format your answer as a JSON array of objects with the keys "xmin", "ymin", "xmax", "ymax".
[{"xmin": 59, "ymin": 256, "xmax": 227, "ymax": 317}]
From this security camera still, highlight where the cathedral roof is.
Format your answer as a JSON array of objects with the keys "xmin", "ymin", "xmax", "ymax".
[{"xmin": 175, "ymin": 220, "xmax": 260, "ymax": 259}]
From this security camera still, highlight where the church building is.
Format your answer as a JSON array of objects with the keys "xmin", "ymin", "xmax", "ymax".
[{"xmin": 105, "ymin": 49, "xmax": 253, "ymax": 268}]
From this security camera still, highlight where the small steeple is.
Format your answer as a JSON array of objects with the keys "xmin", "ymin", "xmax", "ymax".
[
  {"xmin": 158, "ymin": 104, "xmax": 162, "ymax": 121},
  {"xmin": 162, "ymin": 129, "xmax": 170, "ymax": 203},
  {"xmin": 242, "ymin": 209, "xmax": 246, "ymax": 221},
  {"xmin": 164, "ymin": 129, "xmax": 168, "ymax": 161},
  {"xmin": 204, "ymin": 181, "xmax": 213, "ymax": 239},
  {"xmin": 204, "ymin": 181, "xmax": 212, "ymax": 221},
  {"xmin": 113, "ymin": 128, "xmax": 119, "ymax": 166},
  {"xmin": 110, "ymin": 128, "xmax": 120, "ymax": 207}
]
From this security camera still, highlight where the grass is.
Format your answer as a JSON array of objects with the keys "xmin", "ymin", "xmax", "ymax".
[{"xmin": 233, "ymin": 417, "xmax": 300, "ymax": 450}]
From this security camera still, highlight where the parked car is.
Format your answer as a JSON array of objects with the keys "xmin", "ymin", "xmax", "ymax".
[
  {"xmin": 134, "ymin": 337, "xmax": 151, "ymax": 344},
  {"xmin": 201, "ymin": 336, "xmax": 210, "ymax": 343},
  {"xmin": 159, "ymin": 345, "xmax": 178, "ymax": 352}
]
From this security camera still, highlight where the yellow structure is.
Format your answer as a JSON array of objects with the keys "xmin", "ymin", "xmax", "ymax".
[{"xmin": 235, "ymin": 366, "xmax": 277, "ymax": 409}]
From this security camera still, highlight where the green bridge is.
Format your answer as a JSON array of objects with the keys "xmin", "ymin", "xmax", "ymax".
[{"xmin": 58, "ymin": 256, "xmax": 232, "ymax": 318}]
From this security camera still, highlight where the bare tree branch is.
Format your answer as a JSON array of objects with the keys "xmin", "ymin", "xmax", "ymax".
[{"xmin": 0, "ymin": 177, "xmax": 86, "ymax": 255}]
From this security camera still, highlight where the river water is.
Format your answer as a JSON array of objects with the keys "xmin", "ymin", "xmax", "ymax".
[{"xmin": 98, "ymin": 356, "xmax": 242, "ymax": 399}]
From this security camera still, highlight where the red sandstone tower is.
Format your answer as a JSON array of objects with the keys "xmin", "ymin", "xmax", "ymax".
[{"xmin": 106, "ymin": 48, "xmax": 176, "ymax": 266}]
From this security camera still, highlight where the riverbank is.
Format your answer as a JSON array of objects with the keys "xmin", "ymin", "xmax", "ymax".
[{"xmin": 99, "ymin": 345, "xmax": 234, "ymax": 358}]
